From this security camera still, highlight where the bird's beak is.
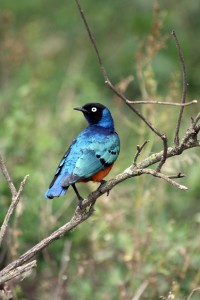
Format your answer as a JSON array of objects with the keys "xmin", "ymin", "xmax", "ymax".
[{"xmin": 74, "ymin": 106, "xmax": 88, "ymax": 113}]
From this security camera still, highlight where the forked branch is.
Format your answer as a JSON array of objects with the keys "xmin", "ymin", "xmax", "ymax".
[{"xmin": 0, "ymin": 155, "xmax": 29, "ymax": 246}]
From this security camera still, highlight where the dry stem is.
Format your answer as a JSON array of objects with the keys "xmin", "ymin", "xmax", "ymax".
[
  {"xmin": 127, "ymin": 99, "xmax": 197, "ymax": 106},
  {"xmin": 0, "ymin": 155, "xmax": 29, "ymax": 246},
  {"xmin": 172, "ymin": 30, "xmax": 188, "ymax": 145}
]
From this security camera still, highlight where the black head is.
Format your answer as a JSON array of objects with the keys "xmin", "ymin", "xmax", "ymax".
[{"xmin": 74, "ymin": 103, "xmax": 106, "ymax": 125}]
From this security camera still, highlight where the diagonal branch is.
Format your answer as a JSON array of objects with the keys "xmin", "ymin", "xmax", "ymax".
[
  {"xmin": 0, "ymin": 155, "xmax": 17, "ymax": 197},
  {"xmin": 0, "ymin": 209, "xmax": 91, "ymax": 283},
  {"xmin": 0, "ymin": 260, "xmax": 37, "ymax": 284},
  {"xmin": 0, "ymin": 175, "xmax": 29, "ymax": 246},
  {"xmin": 172, "ymin": 30, "xmax": 188, "ymax": 146},
  {"xmin": 0, "ymin": 155, "xmax": 29, "ymax": 246},
  {"xmin": 187, "ymin": 287, "xmax": 200, "ymax": 300},
  {"xmin": 132, "ymin": 280, "xmax": 149, "ymax": 300}
]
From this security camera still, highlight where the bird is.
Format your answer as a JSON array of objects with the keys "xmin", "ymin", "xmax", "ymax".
[{"xmin": 45, "ymin": 102, "xmax": 120, "ymax": 208}]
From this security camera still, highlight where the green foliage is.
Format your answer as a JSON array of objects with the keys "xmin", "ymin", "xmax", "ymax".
[{"xmin": 0, "ymin": 1, "xmax": 200, "ymax": 299}]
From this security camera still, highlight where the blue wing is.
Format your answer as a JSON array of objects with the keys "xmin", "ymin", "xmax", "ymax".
[{"xmin": 61, "ymin": 131, "xmax": 120, "ymax": 186}]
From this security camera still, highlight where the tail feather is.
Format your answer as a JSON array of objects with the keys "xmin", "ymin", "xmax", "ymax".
[{"xmin": 45, "ymin": 179, "xmax": 69, "ymax": 199}]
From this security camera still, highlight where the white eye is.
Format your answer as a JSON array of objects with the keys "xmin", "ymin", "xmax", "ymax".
[{"xmin": 91, "ymin": 107, "xmax": 97, "ymax": 112}]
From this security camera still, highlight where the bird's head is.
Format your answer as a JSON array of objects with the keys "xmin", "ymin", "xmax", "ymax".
[{"xmin": 74, "ymin": 103, "xmax": 114, "ymax": 129}]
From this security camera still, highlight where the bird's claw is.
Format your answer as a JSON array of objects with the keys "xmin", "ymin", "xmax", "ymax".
[
  {"xmin": 78, "ymin": 197, "xmax": 84, "ymax": 209},
  {"xmin": 98, "ymin": 180, "xmax": 109, "ymax": 196}
]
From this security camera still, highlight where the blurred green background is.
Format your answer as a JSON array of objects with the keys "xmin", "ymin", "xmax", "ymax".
[{"xmin": 0, "ymin": 0, "xmax": 200, "ymax": 299}]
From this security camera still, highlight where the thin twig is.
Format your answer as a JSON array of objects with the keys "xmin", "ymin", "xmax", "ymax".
[
  {"xmin": 75, "ymin": 0, "xmax": 168, "ymax": 172},
  {"xmin": 133, "ymin": 140, "xmax": 149, "ymax": 165},
  {"xmin": 187, "ymin": 287, "xmax": 200, "ymax": 300},
  {"xmin": 140, "ymin": 169, "xmax": 188, "ymax": 191},
  {"xmin": 0, "ymin": 175, "xmax": 29, "ymax": 246},
  {"xmin": 132, "ymin": 280, "xmax": 149, "ymax": 300},
  {"xmin": 172, "ymin": 30, "xmax": 188, "ymax": 146},
  {"xmin": 192, "ymin": 112, "xmax": 200, "ymax": 127},
  {"xmin": 0, "ymin": 155, "xmax": 17, "ymax": 196},
  {"xmin": 0, "ymin": 4, "xmax": 199, "ymax": 285},
  {"xmin": 127, "ymin": 99, "xmax": 197, "ymax": 106},
  {"xmin": 168, "ymin": 172, "xmax": 185, "ymax": 179},
  {"xmin": 0, "ymin": 260, "xmax": 37, "ymax": 284},
  {"xmin": 74, "ymin": 0, "xmax": 108, "ymax": 81}
]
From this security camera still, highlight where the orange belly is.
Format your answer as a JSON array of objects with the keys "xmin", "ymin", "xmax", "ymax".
[{"xmin": 78, "ymin": 164, "xmax": 113, "ymax": 183}]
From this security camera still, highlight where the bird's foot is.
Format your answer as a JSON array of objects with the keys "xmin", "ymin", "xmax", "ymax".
[
  {"xmin": 72, "ymin": 184, "xmax": 85, "ymax": 210},
  {"xmin": 78, "ymin": 196, "xmax": 84, "ymax": 210},
  {"xmin": 98, "ymin": 180, "xmax": 109, "ymax": 196}
]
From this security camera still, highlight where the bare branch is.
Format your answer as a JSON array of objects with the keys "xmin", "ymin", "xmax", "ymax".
[
  {"xmin": 0, "ymin": 208, "xmax": 91, "ymax": 284},
  {"xmin": 127, "ymin": 99, "xmax": 197, "ymax": 106},
  {"xmin": 0, "ymin": 155, "xmax": 17, "ymax": 197},
  {"xmin": 15, "ymin": 175, "xmax": 29, "ymax": 200},
  {"xmin": 140, "ymin": 169, "xmax": 188, "ymax": 191},
  {"xmin": 172, "ymin": 30, "xmax": 188, "ymax": 146},
  {"xmin": 192, "ymin": 112, "xmax": 200, "ymax": 127},
  {"xmin": 74, "ymin": 0, "xmax": 108, "ymax": 81},
  {"xmin": 0, "ymin": 174, "xmax": 29, "ymax": 247},
  {"xmin": 187, "ymin": 287, "xmax": 200, "ymax": 300},
  {"xmin": 0, "ymin": 260, "xmax": 37, "ymax": 284},
  {"xmin": 132, "ymin": 280, "xmax": 149, "ymax": 300}
]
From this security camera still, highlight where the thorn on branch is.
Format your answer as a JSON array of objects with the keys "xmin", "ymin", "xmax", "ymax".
[{"xmin": 168, "ymin": 172, "xmax": 185, "ymax": 179}]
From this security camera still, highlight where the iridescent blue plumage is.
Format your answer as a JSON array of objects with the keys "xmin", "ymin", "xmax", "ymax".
[{"xmin": 45, "ymin": 103, "xmax": 120, "ymax": 205}]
